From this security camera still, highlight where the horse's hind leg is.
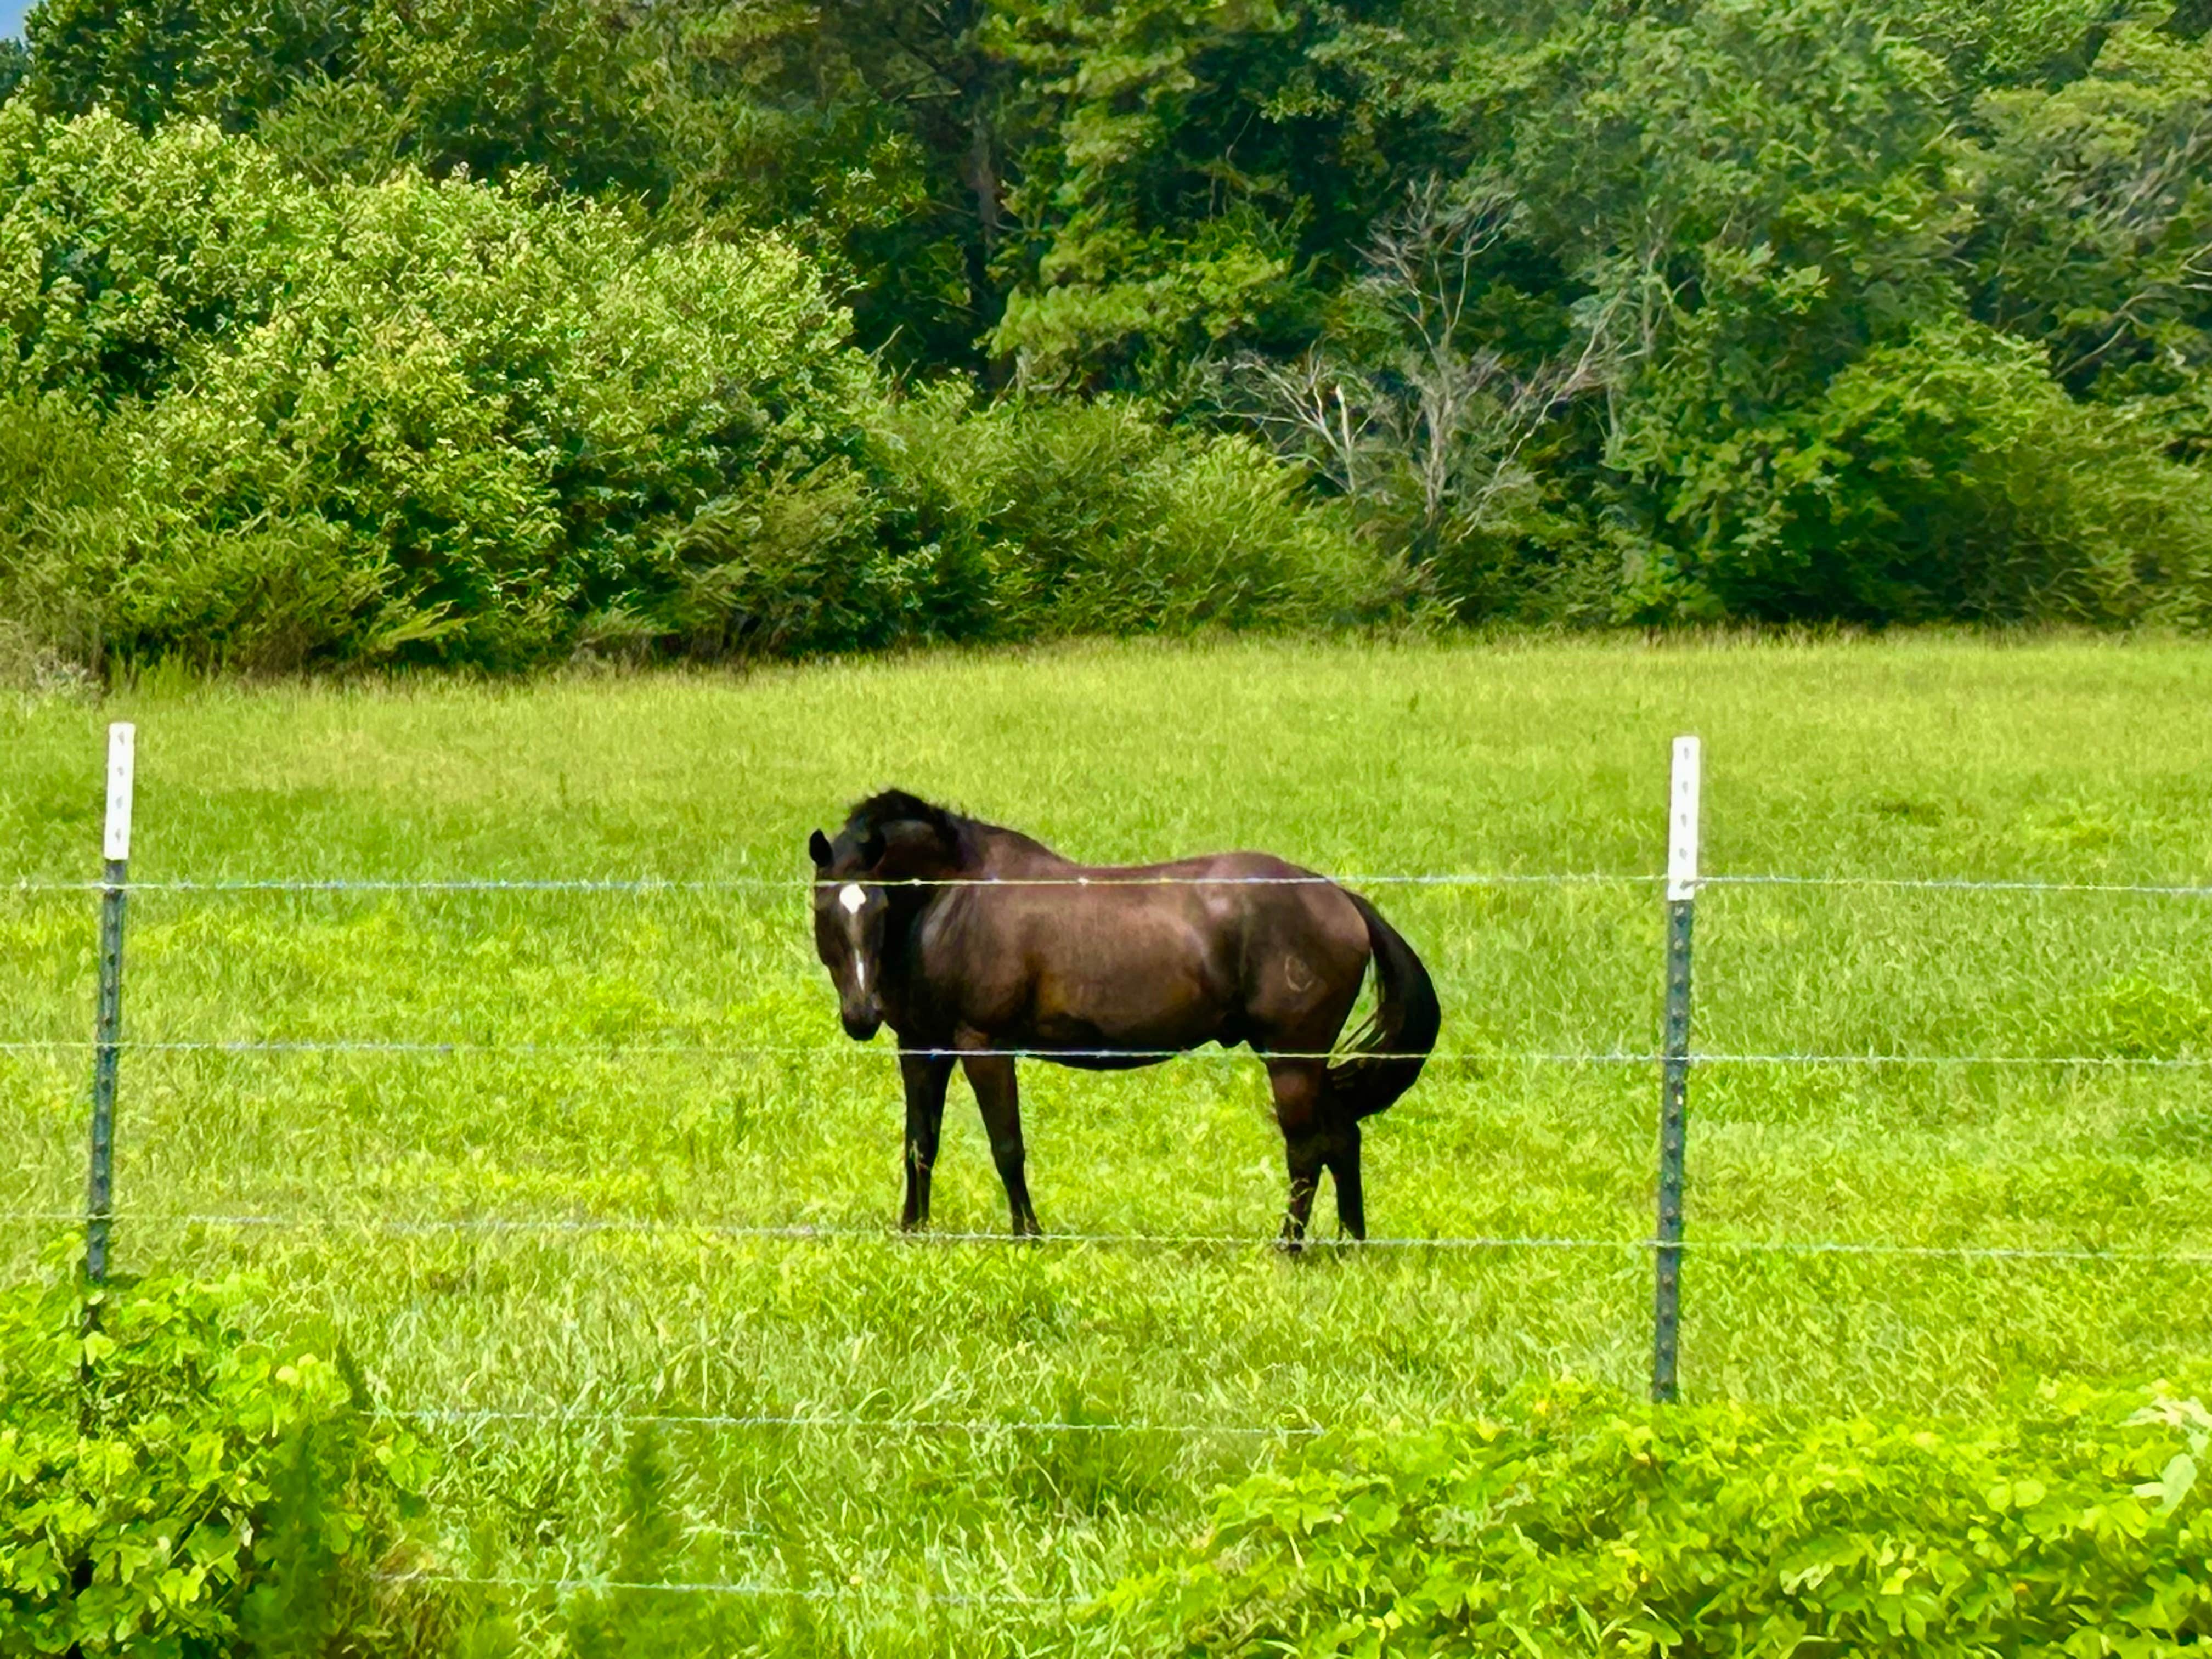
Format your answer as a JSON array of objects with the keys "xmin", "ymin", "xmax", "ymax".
[
  {"xmin": 961, "ymin": 1051, "xmax": 1041, "ymax": 1237},
  {"xmin": 1267, "ymin": 1059, "xmax": 1328, "ymax": 1250},
  {"xmin": 1325, "ymin": 1119, "xmax": 1365, "ymax": 1242}
]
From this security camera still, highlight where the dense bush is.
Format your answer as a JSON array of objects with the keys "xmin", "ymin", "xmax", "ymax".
[
  {"xmin": 0, "ymin": 108, "xmax": 1383, "ymax": 675},
  {"xmin": 0, "ymin": 105, "xmax": 873, "ymax": 669},
  {"xmin": 1106, "ymin": 1378, "xmax": 2212, "ymax": 1657},
  {"xmin": 0, "ymin": 1265, "xmax": 430, "ymax": 1655},
  {"xmin": 1641, "ymin": 319, "xmax": 2212, "ymax": 624},
  {"xmin": 870, "ymin": 386, "xmax": 1393, "ymax": 641}
]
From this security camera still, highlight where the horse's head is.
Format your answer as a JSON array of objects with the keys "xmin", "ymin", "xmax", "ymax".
[
  {"xmin": 808, "ymin": 826, "xmax": 888, "ymax": 1039},
  {"xmin": 807, "ymin": 791, "xmax": 970, "ymax": 1041}
]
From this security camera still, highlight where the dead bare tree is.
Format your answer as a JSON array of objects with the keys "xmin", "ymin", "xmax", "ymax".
[
  {"xmin": 1227, "ymin": 179, "xmax": 1623, "ymax": 554},
  {"xmin": 1229, "ymin": 351, "xmax": 1379, "ymax": 497}
]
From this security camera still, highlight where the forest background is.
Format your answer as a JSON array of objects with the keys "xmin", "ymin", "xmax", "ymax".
[{"xmin": 1, "ymin": 0, "xmax": 2209, "ymax": 673}]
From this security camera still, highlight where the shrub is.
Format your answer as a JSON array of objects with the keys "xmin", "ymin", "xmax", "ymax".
[
  {"xmin": 870, "ymin": 388, "xmax": 1393, "ymax": 641},
  {"xmin": 1637, "ymin": 320, "xmax": 2212, "ymax": 625},
  {"xmin": 0, "ymin": 1265, "xmax": 432, "ymax": 1656},
  {"xmin": 0, "ymin": 108, "xmax": 1387, "ymax": 676},
  {"xmin": 1105, "ymin": 1376, "xmax": 2212, "ymax": 1657},
  {"xmin": 0, "ymin": 108, "xmax": 895, "ymax": 670}
]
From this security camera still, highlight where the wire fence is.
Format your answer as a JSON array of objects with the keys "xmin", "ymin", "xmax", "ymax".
[
  {"xmin": 4, "ymin": 1036, "xmax": 2209, "ymax": 1066},
  {"xmin": 18, "ymin": 726, "xmax": 2212, "ymax": 1617},
  {"xmin": 8, "ymin": 1207, "xmax": 2209, "ymax": 1265},
  {"xmin": 7, "ymin": 868, "xmax": 2212, "ymax": 895},
  {"xmin": 9, "ymin": 845, "xmax": 2210, "ymax": 1274}
]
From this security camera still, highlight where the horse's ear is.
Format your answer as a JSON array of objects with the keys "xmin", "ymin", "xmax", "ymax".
[
  {"xmin": 808, "ymin": 829, "xmax": 832, "ymax": 868},
  {"xmin": 860, "ymin": 828, "xmax": 886, "ymax": 868}
]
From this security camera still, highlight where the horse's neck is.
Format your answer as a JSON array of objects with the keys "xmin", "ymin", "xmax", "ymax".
[
  {"xmin": 971, "ymin": 824, "xmax": 1069, "ymax": 877},
  {"xmin": 882, "ymin": 825, "xmax": 1061, "ymax": 1004}
]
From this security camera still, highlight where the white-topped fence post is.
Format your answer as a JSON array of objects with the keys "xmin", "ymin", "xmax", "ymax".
[
  {"xmin": 1651, "ymin": 734, "xmax": 1700, "ymax": 1403},
  {"xmin": 85, "ymin": 721, "xmax": 133, "ymax": 1286}
]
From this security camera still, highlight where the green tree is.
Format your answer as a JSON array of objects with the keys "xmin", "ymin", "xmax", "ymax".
[
  {"xmin": 0, "ymin": 40, "xmax": 29, "ymax": 106},
  {"xmin": 1953, "ymin": 19, "xmax": 2212, "ymax": 456},
  {"xmin": 990, "ymin": 0, "xmax": 1446, "ymax": 391},
  {"xmin": 10, "ymin": 0, "xmax": 2212, "ymax": 631},
  {"xmin": 23, "ymin": 0, "xmax": 362, "ymax": 129}
]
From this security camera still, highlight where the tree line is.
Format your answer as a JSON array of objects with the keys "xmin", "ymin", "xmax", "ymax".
[{"xmin": 2, "ymin": 0, "xmax": 2209, "ymax": 670}]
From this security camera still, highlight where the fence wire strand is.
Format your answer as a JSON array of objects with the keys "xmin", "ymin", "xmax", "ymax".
[
  {"xmin": 5, "ymin": 1209, "xmax": 2209, "ymax": 1263},
  {"xmin": 379, "ymin": 1406, "xmax": 1321, "ymax": 1438},
  {"xmin": 0, "ymin": 1209, "xmax": 1642, "ymax": 1249},
  {"xmin": 373, "ymin": 1570, "xmax": 1072, "ymax": 1607},
  {"xmin": 0, "ymin": 1038, "xmax": 1622, "ymax": 1063},
  {"xmin": 3, "ymin": 1037, "xmax": 2206, "ymax": 1068},
  {"xmin": 9, "ymin": 869, "xmax": 2209, "ymax": 896},
  {"xmin": 5, "ymin": 871, "xmax": 1658, "ymax": 894}
]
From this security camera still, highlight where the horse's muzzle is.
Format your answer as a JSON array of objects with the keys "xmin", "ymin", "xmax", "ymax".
[{"xmin": 842, "ymin": 1005, "xmax": 883, "ymax": 1042}]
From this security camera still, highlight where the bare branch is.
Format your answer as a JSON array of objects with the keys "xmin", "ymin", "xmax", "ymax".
[
  {"xmin": 1220, "ymin": 350, "xmax": 1380, "ymax": 496},
  {"xmin": 1224, "ymin": 177, "xmax": 1627, "ymax": 551}
]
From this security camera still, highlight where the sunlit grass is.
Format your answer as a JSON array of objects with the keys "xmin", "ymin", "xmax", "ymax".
[{"xmin": 4, "ymin": 635, "xmax": 2211, "ymax": 1652}]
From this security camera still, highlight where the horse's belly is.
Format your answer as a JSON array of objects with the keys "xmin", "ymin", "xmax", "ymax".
[
  {"xmin": 1026, "ymin": 957, "xmax": 1231, "ymax": 1053},
  {"xmin": 932, "ymin": 892, "xmax": 1244, "ymax": 1053},
  {"xmin": 1040, "ymin": 1052, "xmax": 1177, "ymax": 1072}
]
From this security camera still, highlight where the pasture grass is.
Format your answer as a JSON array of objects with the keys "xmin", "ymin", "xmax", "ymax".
[{"xmin": 4, "ymin": 634, "xmax": 2211, "ymax": 1653}]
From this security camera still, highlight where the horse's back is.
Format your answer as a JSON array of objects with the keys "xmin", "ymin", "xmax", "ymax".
[
  {"xmin": 923, "ymin": 847, "xmax": 1369, "ymax": 1054},
  {"xmin": 1081, "ymin": 850, "xmax": 1375, "ymax": 1049}
]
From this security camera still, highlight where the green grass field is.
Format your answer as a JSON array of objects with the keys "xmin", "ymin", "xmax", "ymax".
[{"xmin": 5, "ymin": 636, "xmax": 2212, "ymax": 1653}]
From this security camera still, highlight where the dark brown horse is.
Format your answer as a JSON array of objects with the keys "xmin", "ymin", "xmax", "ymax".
[{"xmin": 807, "ymin": 792, "xmax": 1441, "ymax": 1245}]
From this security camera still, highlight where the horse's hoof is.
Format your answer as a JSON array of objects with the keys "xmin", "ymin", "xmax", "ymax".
[{"xmin": 1274, "ymin": 1235, "xmax": 1306, "ymax": 1257}]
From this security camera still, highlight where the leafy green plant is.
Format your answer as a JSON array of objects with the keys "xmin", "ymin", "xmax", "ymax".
[
  {"xmin": 1107, "ymin": 1378, "xmax": 2212, "ymax": 1657},
  {"xmin": 0, "ymin": 1263, "xmax": 432, "ymax": 1656},
  {"xmin": 871, "ymin": 388, "xmax": 1392, "ymax": 640}
]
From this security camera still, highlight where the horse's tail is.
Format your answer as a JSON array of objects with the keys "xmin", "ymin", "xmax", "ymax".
[{"xmin": 1327, "ymin": 891, "xmax": 1441, "ymax": 1121}]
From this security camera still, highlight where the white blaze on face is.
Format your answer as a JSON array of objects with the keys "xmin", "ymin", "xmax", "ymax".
[{"xmin": 838, "ymin": 883, "xmax": 868, "ymax": 990}]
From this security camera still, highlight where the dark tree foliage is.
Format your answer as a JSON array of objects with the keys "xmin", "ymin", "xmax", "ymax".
[
  {"xmin": 7, "ymin": 0, "xmax": 2212, "ymax": 644},
  {"xmin": 25, "ymin": 0, "xmax": 363, "ymax": 129},
  {"xmin": 0, "ymin": 40, "xmax": 28, "ymax": 105}
]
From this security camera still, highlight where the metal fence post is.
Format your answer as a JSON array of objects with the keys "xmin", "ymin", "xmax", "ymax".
[
  {"xmin": 85, "ymin": 721, "xmax": 134, "ymax": 1286},
  {"xmin": 1651, "ymin": 733, "xmax": 1700, "ymax": 1404}
]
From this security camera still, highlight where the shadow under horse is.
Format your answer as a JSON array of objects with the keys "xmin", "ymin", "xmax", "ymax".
[{"xmin": 807, "ymin": 791, "xmax": 1442, "ymax": 1245}]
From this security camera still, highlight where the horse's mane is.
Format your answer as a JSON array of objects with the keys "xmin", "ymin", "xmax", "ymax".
[
  {"xmin": 844, "ymin": 789, "xmax": 972, "ymax": 846},
  {"xmin": 842, "ymin": 790, "xmax": 1054, "ymax": 867}
]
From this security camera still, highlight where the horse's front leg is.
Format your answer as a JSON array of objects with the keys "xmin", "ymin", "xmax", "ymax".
[
  {"xmin": 960, "ymin": 1050, "xmax": 1040, "ymax": 1237},
  {"xmin": 900, "ymin": 1051, "xmax": 954, "ymax": 1231}
]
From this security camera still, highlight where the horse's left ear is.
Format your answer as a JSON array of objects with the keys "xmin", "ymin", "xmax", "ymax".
[
  {"xmin": 808, "ymin": 829, "xmax": 832, "ymax": 868},
  {"xmin": 860, "ymin": 828, "xmax": 886, "ymax": 868}
]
